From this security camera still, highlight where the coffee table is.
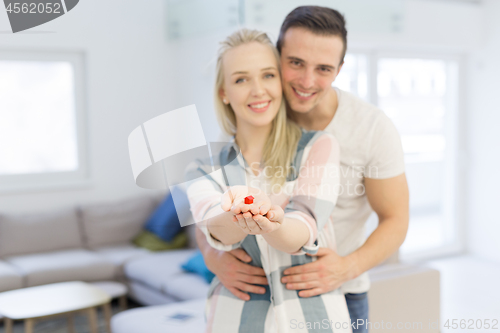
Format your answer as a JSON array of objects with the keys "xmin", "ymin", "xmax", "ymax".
[
  {"xmin": 0, "ymin": 281, "xmax": 112, "ymax": 333},
  {"xmin": 90, "ymin": 281, "xmax": 128, "ymax": 311}
]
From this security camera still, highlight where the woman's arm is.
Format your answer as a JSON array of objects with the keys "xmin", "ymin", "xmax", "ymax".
[
  {"xmin": 186, "ymin": 166, "xmax": 247, "ymax": 248},
  {"xmin": 266, "ymin": 132, "xmax": 340, "ymax": 254},
  {"xmin": 208, "ymin": 185, "xmax": 269, "ymax": 245},
  {"xmin": 231, "ymin": 133, "xmax": 340, "ymax": 254},
  {"xmin": 234, "ymin": 203, "xmax": 309, "ymax": 253},
  {"xmin": 261, "ymin": 216, "xmax": 310, "ymax": 253},
  {"xmin": 204, "ymin": 207, "xmax": 247, "ymax": 245}
]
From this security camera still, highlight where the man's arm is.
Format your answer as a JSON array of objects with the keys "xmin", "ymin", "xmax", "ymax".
[
  {"xmin": 281, "ymin": 173, "xmax": 409, "ymax": 297},
  {"xmin": 349, "ymin": 173, "xmax": 409, "ymax": 275}
]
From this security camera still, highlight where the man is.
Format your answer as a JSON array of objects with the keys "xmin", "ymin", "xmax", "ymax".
[{"xmin": 196, "ymin": 6, "xmax": 409, "ymax": 332}]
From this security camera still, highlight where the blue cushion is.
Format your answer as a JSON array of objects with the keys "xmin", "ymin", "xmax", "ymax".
[
  {"xmin": 181, "ymin": 250, "xmax": 215, "ymax": 283},
  {"xmin": 144, "ymin": 188, "xmax": 188, "ymax": 242}
]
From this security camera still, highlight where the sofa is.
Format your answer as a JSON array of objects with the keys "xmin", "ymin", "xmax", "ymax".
[
  {"xmin": 0, "ymin": 193, "xmax": 195, "ymax": 294},
  {"xmin": 0, "ymin": 194, "xmax": 440, "ymax": 332}
]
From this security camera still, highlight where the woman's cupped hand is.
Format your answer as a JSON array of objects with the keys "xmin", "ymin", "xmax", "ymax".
[{"xmin": 221, "ymin": 185, "xmax": 284, "ymax": 235}]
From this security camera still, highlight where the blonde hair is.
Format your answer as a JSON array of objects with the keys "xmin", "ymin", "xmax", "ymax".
[{"xmin": 214, "ymin": 28, "xmax": 302, "ymax": 186}]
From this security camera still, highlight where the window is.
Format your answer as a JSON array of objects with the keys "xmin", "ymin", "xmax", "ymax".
[
  {"xmin": 0, "ymin": 51, "xmax": 87, "ymax": 192},
  {"xmin": 378, "ymin": 57, "xmax": 460, "ymax": 259},
  {"xmin": 333, "ymin": 54, "xmax": 369, "ymax": 101},
  {"xmin": 335, "ymin": 52, "xmax": 462, "ymax": 260}
]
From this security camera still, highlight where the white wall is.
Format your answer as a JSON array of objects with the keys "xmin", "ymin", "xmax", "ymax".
[
  {"xmin": 0, "ymin": 0, "xmax": 175, "ymax": 212},
  {"xmin": 245, "ymin": 0, "xmax": 485, "ymax": 51},
  {"xmin": 466, "ymin": 0, "xmax": 500, "ymax": 263},
  {"xmin": 350, "ymin": 0, "xmax": 485, "ymax": 51},
  {"xmin": 168, "ymin": 30, "xmax": 235, "ymax": 143}
]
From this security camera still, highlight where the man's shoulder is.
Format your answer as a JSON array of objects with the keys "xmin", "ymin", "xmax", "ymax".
[
  {"xmin": 336, "ymin": 88, "xmax": 386, "ymax": 123},
  {"xmin": 327, "ymin": 89, "xmax": 400, "ymax": 154}
]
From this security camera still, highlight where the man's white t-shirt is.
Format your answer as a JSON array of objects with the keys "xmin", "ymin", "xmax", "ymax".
[{"xmin": 326, "ymin": 87, "xmax": 405, "ymax": 293}]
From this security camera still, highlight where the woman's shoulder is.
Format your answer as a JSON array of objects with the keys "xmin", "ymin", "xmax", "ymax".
[
  {"xmin": 184, "ymin": 140, "xmax": 236, "ymax": 180},
  {"xmin": 296, "ymin": 129, "xmax": 339, "ymax": 153},
  {"xmin": 287, "ymin": 130, "xmax": 339, "ymax": 181}
]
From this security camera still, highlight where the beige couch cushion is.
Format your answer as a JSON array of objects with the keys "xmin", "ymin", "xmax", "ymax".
[
  {"xmin": 0, "ymin": 260, "xmax": 23, "ymax": 292},
  {"xmin": 124, "ymin": 249, "xmax": 198, "ymax": 292},
  {"xmin": 6, "ymin": 249, "xmax": 116, "ymax": 287},
  {"xmin": 123, "ymin": 249, "xmax": 209, "ymax": 301},
  {"xmin": 0, "ymin": 208, "xmax": 83, "ymax": 258},
  {"xmin": 93, "ymin": 245, "xmax": 150, "ymax": 278},
  {"xmin": 79, "ymin": 196, "xmax": 155, "ymax": 249}
]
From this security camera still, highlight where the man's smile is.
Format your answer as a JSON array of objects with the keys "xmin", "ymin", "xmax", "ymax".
[{"xmin": 292, "ymin": 87, "xmax": 316, "ymax": 100}]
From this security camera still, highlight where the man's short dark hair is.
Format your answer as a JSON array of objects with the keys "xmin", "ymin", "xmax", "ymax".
[{"xmin": 277, "ymin": 6, "xmax": 348, "ymax": 65}]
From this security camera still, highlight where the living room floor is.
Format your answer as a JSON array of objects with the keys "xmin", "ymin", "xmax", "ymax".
[
  {"xmin": 425, "ymin": 255, "xmax": 500, "ymax": 333},
  {"xmin": 0, "ymin": 256, "xmax": 498, "ymax": 333}
]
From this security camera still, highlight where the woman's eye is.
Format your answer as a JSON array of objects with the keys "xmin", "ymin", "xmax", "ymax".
[
  {"xmin": 235, "ymin": 78, "xmax": 245, "ymax": 84},
  {"xmin": 264, "ymin": 73, "xmax": 275, "ymax": 79}
]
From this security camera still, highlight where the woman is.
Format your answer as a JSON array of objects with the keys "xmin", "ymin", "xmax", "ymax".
[{"xmin": 185, "ymin": 29, "xmax": 351, "ymax": 333}]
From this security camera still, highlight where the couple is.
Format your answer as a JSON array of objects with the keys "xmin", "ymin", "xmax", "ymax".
[{"xmin": 186, "ymin": 5, "xmax": 409, "ymax": 333}]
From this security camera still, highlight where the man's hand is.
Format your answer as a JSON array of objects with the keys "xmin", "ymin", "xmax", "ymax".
[
  {"xmin": 280, "ymin": 247, "xmax": 358, "ymax": 297},
  {"xmin": 279, "ymin": 175, "xmax": 409, "ymax": 298},
  {"xmin": 204, "ymin": 247, "xmax": 268, "ymax": 301}
]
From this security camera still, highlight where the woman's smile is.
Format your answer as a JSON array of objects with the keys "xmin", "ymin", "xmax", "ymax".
[{"xmin": 248, "ymin": 100, "xmax": 271, "ymax": 113}]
